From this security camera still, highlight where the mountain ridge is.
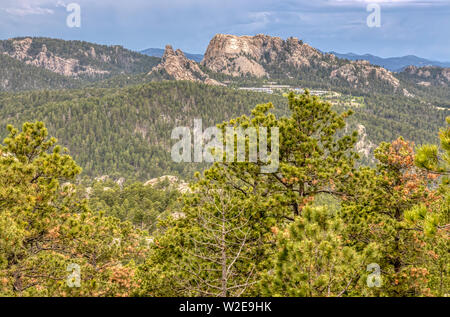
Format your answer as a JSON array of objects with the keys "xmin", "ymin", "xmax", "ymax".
[
  {"xmin": 330, "ymin": 51, "xmax": 450, "ymax": 72},
  {"xmin": 0, "ymin": 37, "xmax": 160, "ymax": 79},
  {"xmin": 200, "ymin": 34, "xmax": 402, "ymax": 93},
  {"xmin": 0, "ymin": 34, "xmax": 449, "ymax": 97},
  {"xmin": 141, "ymin": 46, "xmax": 450, "ymax": 73}
]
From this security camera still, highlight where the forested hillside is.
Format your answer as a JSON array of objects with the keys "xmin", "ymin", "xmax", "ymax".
[
  {"xmin": 1, "ymin": 80, "xmax": 448, "ymax": 179},
  {"xmin": 0, "ymin": 37, "xmax": 160, "ymax": 91},
  {"xmin": 0, "ymin": 53, "xmax": 80, "ymax": 92},
  {"xmin": 0, "ymin": 81, "xmax": 288, "ymax": 180},
  {"xmin": 0, "ymin": 80, "xmax": 447, "ymax": 181},
  {"xmin": 0, "ymin": 33, "xmax": 449, "ymax": 299}
]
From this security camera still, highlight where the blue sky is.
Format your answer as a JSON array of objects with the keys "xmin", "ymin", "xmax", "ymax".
[{"xmin": 0, "ymin": 0, "xmax": 449, "ymax": 61}]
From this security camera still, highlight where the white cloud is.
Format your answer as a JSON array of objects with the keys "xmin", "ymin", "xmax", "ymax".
[
  {"xmin": 5, "ymin": 6, "xmax": 53, "ymax": 16},
  {"xmin": 55, "ymin": 1, "xmax": 67, "ymax": 8},
  {"xmin": 2, "ymin": 0, "xmax": 57, "ymax": 17}
]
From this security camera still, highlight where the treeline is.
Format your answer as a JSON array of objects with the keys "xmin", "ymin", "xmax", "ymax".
[{"xmin": 0, "ymin": 92, "xmax": 448, "ymax": 297}]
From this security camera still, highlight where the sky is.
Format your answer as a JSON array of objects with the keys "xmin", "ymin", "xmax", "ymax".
[{"xmin": 0, "ymin": 0, "xmax": 449, "ymax": 61}]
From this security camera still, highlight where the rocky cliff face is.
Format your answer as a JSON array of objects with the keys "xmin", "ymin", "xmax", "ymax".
[
  {"xmin": 0, "ymin": 37, "xmax": 159, "ymax": 79},
  {"xmin": 330, "ymin": 60, "xmax": 400, "ymax": 89},
  {"xmin": 201, "ymin": 34, "xmax": 401, "ymax": 91},
  {"xmin": 151, "ymin": 45, "xmax": 223, "ymax": 86},
  {"xmin": 201, "ymin": 34, "xmax": 321, "ymax": 77},
  {"xmin": 401, "ymin": 65, "xmax": 450, "ymax": 87},
  {"xmin": 354, "ymin": 124, "xmax": 375, "ymax": 160},
  {"xmin": 2, "ymin": 38, "xmax": 109, "ymax": 77}
]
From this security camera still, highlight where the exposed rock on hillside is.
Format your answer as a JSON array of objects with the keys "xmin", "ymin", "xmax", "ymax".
[
  {"xmin": 201, "ymin": 34, "xmax": 320, "ymax": 77},
  {"xmin": 401, "ymin": 65, "xmax": 450, "ymax": 87},
  {"xmin": 0, "ymin": 37, "xmax": 159, "ymax": 79},
  {"xmin": 144, "ymin": 175, "xmax": 190, "ymax": 193},
  {"xmin": 151, "ymin": 45, "xmax": 224, "ymax": 86},
  {"xmin": 354, "ymin": 124, "xmax": 375, "ymax": 159},
  {"xmin": 330, "ymin": 60, "xmax": 400, "ymax": 89},
  {"xmin": 201, "ymin": 34, "xmax": 402, "ymax": 90},
  {"xmin": 0, "ymin": 52, "xmax": 77, "ymax": 92},
  {"xmin": 3, "ymin": 38, "xmax": 108, "ymax": 77}
]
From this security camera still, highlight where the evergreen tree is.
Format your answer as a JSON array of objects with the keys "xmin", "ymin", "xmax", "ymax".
[
  {"xmin": 0, "ymin": 122, "xmax": 146, "ymax": 296},
  {"xmin": 259, "ymin": 206, "xmax": 378, "ymax": 297},
  {"xmin": 341, "ymin": 137, "xmax": 443, "ymax": 296}
]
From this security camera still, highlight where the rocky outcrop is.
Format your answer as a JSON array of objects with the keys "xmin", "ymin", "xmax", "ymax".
[
  {"xmin": 330, "ymin": 60, "xmax": 400, "ymax": 89},
  {"xmin": 3, "ymin": 38, "xmax": 109, "ymax": 77},
  {"xmin": 150, "ymin": 45, "xmax": 224, "ymax": 86},
  {"xmin": 402, "ymin": 65, "xmax": 450, "ymax": 86},
  {"xmin": 354, "ymin": 124, "xmax": 375, "ymax": 159},
  {"xmin": 201, "ymin": 34, "xmax": 402, "ymax": 90},
  {"xmin": 144, "ymin": 175, "xmax": 190, "ymax": 193},
  {"xmin": 201, "ymin": 34, "xmax": 321, "ymax": 78}
]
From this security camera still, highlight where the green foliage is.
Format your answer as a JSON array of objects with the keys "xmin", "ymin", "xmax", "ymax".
[
  {"xmin": 211, "ymin": 90, "xmax": 358, "ymax": 222},
  {"xmin": 87, "ymin": 179, "xmax": 181, "ymax": 232},
  {"xmin": 341, "ymin": 137, "xmax": 447, "ymax": 296},
  {"xmin": 137, "ymin": 91, "xmax": 364, "ymax": 297},
  {"xmin": 0, "ymin": 81, "xmax": 288, "ymax": 180},
  {"xmin": 0, "ymin": 93, "xmax": 448, "ymax": 298},
  {"xmin": 0, "ymin": 122, "xmax": 146, "ymax": 296},
  {"xmin": 136, "ymin": 174, "xmax": 265, "ymax": 297},
  {"xmin": 259, "ymin": 206, "xmax": 379, "ymax": 297},
  {"xmin": 352, "ymin": 94, "xmax": 448, "ymax": 147}
]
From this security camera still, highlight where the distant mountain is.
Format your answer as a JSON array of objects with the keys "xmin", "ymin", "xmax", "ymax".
[
  {"xmin": 329, "ymin": 52, "xmax": 450, "ymax": 72},
  {"xmin": 2, "ymin": 34, "xmax": 448, "ymax": 98},
  {"xmin": 141, "ymin": 48, "xmax": 204, "ymax": 63}
]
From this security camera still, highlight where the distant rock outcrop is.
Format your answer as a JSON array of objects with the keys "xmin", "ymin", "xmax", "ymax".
[
  {"xmin": 201, "ymin": 34, "xmax": 320, "ymax": 77},
  {"xmin": 330, "ymin": 60, "xmax": 400, "ymax": 89},
  {"xmin": 150, "ymin": 45, "xmax": 224, "ymax": 86},
  {"xmin": 201, "ymin": 34, "xmax": 402, "ymax": 90},
  {"xmin": 0, "ymin": 37, "xmax": 159, "ymax": 79},
  {"xmin": 401, "ymin": 65, "xmax": 450, "ymax": 87},
  {"xmin": 3, "ymin": 38, "xmax": 109, "ymax": 77},
  {"xmin": 144, "ymin": 175, "xmax": 190, "ymax": 193}
]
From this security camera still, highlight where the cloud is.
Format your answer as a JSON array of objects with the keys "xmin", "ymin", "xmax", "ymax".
[
  {"xmin": 55, "ymin": 1, "xmax": 67, "ymax": 8},
  {"xmin": 5, "ymin": 6, "xmax": 53, "ymax": 16},
  {"xmin": 2, "ymin": 0, "xmax": 56, "ymax": 16}
]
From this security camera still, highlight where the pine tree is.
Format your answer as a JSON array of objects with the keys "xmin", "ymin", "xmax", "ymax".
[
  {"xmin": 137, "ymin": 91, "xmax": 361, "ymax": 296},
  {"xmin": 259, "ymin": 206, "xmax": 378, "ymax": 297},
  {"xmin": 341, "ymin": 137, "xmax": 443, "ymax": 296},
  {"xmin": 0, "ymin": 122, "xmax": 146, "ymax": 296},
  {"xmin": 412, "ymin": 116, "xmax": 450, "ymax": 295},
  {"xmin": 136, "ymin": 173, "xmax": 263, "ymax": 297}
]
